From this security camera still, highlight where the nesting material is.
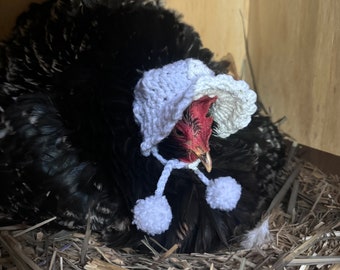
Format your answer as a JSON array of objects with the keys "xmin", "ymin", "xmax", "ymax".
[{"xmin": 0, "ymin": 145, "xmax": 339, "ymax": 269}]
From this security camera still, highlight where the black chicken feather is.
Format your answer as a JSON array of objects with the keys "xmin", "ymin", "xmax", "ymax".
[{"xmin": 0, "ymin": 0, "xmax": 285, "ymax": 252}]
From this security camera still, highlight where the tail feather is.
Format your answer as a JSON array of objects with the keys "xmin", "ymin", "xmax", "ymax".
[{"xmin": 241, "ymin": 218, "xmax": 272, "ymax": 249}]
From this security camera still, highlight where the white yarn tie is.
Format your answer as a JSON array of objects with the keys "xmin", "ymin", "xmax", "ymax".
[
  {"xmin": 132, "ymin": 149, "xmax": 242, "ymax": 235},
  {"xmin": 154, "ymin": 159, "xmax": 187, "ymax": 197},
  {"xmin": 192, "ymin": 168, "xmax": 210, "ymax": 186}
]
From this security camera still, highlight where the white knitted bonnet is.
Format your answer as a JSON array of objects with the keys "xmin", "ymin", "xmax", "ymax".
[{"xmin": 132, "ymin": 58, "xmax": 257, "ymax": 235}]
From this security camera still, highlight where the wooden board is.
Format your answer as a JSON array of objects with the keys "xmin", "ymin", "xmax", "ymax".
[
  {"xmin": 247, "ymin": 0, "xmax": 340, "ymax": 155},
  {"xmin": 166, "ymin": 0, "xmax": 250, "ymax": 75}
]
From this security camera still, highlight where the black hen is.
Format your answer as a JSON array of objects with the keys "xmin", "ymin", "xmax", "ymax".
[{"xmin": 0, "ymin": 0, "xmax": 285, "ymax": 252}]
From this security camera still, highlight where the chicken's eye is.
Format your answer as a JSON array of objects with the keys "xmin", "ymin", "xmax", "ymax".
[{"xmin": 173, "ymin": 128, "xmax": 185, "ymax": 137}]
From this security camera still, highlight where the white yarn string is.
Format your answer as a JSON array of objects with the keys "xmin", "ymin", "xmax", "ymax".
[
  {"xmin": 192, "ymin": 168, "xmax": 210, "ymax": 186},
  {"xmin": 154, "ymin": 159, "xmax": 186, "ymax": 197},
  {"xmin": 151, "ymin": 147, "xmax": 168, "ymax": 165},
  {"xmin": 152, "ymin": 147, "xmax": 210, "ymax": 196},
  {"xmin": 133, "ymin": 149, "xmax": 242, "ymax": 235}
]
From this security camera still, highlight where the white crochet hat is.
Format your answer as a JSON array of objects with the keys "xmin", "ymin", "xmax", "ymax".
[{"xmin": 132, "ymin": 59, "xmax": 257, "ymax": 235}]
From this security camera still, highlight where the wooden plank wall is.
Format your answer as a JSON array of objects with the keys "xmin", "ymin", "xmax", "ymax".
[
  {"xmin": 1, "ymin": 1, "xmax": 339, "ymax": 156},
  {"xmin": 166, "ymin": 0, "xmax": 249, "ymax": 74},
  {"xmin": 247, "ymin": 1, "xmax": 340, "ymax": 156}
]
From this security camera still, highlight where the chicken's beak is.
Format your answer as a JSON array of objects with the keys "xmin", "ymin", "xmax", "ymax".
[{"xmin": 196, "ymin": 151, "xmax": 212, "ymax": 173}]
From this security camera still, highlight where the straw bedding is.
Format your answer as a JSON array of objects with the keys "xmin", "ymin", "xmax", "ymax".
[{"xmin": 0, "ymin": 141, "xmax": 339, "ymax": 270}]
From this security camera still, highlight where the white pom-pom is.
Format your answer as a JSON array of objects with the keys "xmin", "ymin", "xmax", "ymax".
[
  {"xmin": 132, "ymin": 195, "xmax": 172, "ymax": 235},
  {"xmin": 206, "ymin": 176, "xmax": 241, "ymax": 211}
]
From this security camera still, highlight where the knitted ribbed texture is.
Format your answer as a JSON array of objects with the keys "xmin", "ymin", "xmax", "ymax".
[
  {"xmin": 192, "ymin": 74, "xmax": 257, "ymax": 138},
  {"xmin": 133, "ymin": 59, "xmax": 213, "ymax": 156},
  {"xmin": 133, "ymin": 58, "xmax": 257, "ymax": 156}
]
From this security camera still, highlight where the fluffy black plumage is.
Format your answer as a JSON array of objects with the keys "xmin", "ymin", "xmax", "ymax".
[{"xmin": 0, "ymin": 0, "xmax": 285, "ymax": 252}]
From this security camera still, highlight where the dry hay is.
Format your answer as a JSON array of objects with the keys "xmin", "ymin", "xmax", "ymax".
[{"xmin": 0, "ymin": 142, "xmax": 339, "ymax": 270}]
